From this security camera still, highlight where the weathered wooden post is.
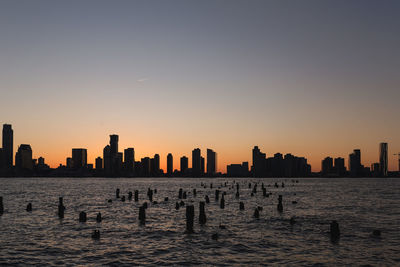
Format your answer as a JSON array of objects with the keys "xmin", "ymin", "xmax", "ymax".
[
  {"xmin": 128, "ymin": 191, "xmax": 133, "ymax": 201},
  {"xmin": 215, "ymin": 190, "xmax": 220, "ymax": 201},
  {"xmin": 239, "ymin": 202, "xmax": 244, "ymax": 210},
  {"xmin": 186, "ymin": 205, "xmax": 195, "ymax": 233},
  {"xmin": 199, "ymin": 201, "xmax": 206, "ymax": 225},
  {"xmin": 262, "ymin": 188, "xmax": 267, "ymax": 197},
  {"xmin": 253, "ymin": 208, "xmax": 260, "ymax": 219},
  {"xmin": 116, "ymin": 188, "xmax": 120, "ymax": 198},
  {"xmin": 330, "ymin": 220, "xmax": 340, "ymax": 240},
  {"xmin": 277, "ymin": 195, "xmax": 283, "ymax": 212},
  {"xmin": 179, "ymin": 188, "xmax": 183, "ymax": 199},
  {"xmin": 175, "ymin": 202, "xmax": 180, "ymax": 210},
  {"xmin": 220, "ymin": 194, "xmax": 225, "ymax": 209},
  {"xmin": 58, "ymin": 197, "xmax": 65, "ymax": 218},
  {"xmin": 26, "ymin": 203, "xmax": 32, "ymax": 212},
  {"xmin": 0, "ymin": 197, "xmax": 3, "ymax": 215},
  {"xmin": 139, "ymin": 205, "xmax": 146, "ymax": 225},
  {"xmin": 183, "ymin": 191, "xmax": 187, "ymax": 199},
  {"xmin": 91, "ymin": 230, "xmax": 100, "ymax": 239},
  {"xmin": 193, "ymin": 189, "xmax": 197, "ymax": 197},
  {"xmin": 96, "ymin": 212, "xmax": 102, "ymax": 222},
  {"xmin": 79, "ymin": 211, "xmax": 87, "ymax": 222},
  {"xmin": 134, "ymin": 190, "xmax": 139, "ymax": 202},
  {"xmin": 205, "ymin": 195, "xmax": 210, "ymax": 204}
]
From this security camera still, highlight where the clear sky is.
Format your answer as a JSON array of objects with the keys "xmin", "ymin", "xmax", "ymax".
[{"xmin": 1, "ymin": 0, "xmax": 399, "ymax": 172}]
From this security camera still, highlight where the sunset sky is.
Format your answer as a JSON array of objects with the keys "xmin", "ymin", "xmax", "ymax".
[{"xmin": 1, "ymin": 0, "xmax": 399, "ymax": 172}]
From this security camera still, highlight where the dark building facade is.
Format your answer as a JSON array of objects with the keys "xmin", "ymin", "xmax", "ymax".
[
  {"xmin": 167, "ymin": 153, "xmax": 173, "ymax": 176},
  {"xmin": 72, "ymin": 148, "xmax": 87, "ymax": 169},
  {"xmin": 192, "ymin": 148, "xmax": 201, "ymax": 176},
  {"xmin": 124, "ymin": 148, "xmax": 135, "ymax": 174},
  {"xmin": 2, "ymin": 124, "xmax": 13, "ymax": 171},
  {"xmin": 180, "ymin": 156, "xmax": 188, "ymax": 174},
  {"xmin": 15, "ymin": 144, "xmax": 33, "ymax": 172},
  {"xmin": 379, "ymin": 142, "xmax": 388, "ymax": 177},
  {"xmin": 206, "ymin": 149, "xmax": 217, "ymax": 175}
]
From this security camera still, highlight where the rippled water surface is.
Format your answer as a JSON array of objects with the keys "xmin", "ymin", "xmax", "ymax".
[{"xmin": 0, "ymin": 178, "xmax": 399, "ymax": 266}]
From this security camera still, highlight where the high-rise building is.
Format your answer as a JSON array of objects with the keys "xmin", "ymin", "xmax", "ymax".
[
  {"xmin": 2, "ymin": 124, "xmax": 13, "ymax": 170},
  {"xmin": 252, "ymin": 146, "xmax": 267, "ymax": 177},
  {"xmin": 180, "ymin": 156, "xmax": 188, "ymax": 174},
  {"xmin": 334, "ymin": 157, "xmax": 346, "ymax": 176},
  {"xmin": 200, "ymin": 156, "xmax": 205, "ymax": 174},
  {"xmin": 110, "ymin": 135, "xmax": 118, "ymax": 156},
  {"xmin": 141, "ymin": 157, "xmax": 151, "ymax": 177},
  {"xmin": 379, "ymin": 142, "xmax": 388, "ymax": 177},
  {"xmin": 192, "ymin": 148, "xmax": 201, "ymax": 176},
  {"xmin": 349, "ymin": 149, "xmax": 362, "ymax": 177},
  {"xmin": 66, "ymin": 157, "xmax": 73, "ymax": 169},
  {"xmin": 151, "ymin": 154, "xmax": 160, "ymax": 176},
  {"xmin": 103, "ymin": 145, "xmax": 111, "ymax": 175},
  {"xmin": 167, "ymin": 153, "xmax": 173, "ymax": 176},
  {"xmin": 124, "ymin": 148, "xmax": 135, "ymax": 173},
  {"xmin": 95, "ymin": 157, "xmax": 103, "ymax": 170},
  {"xmin": 206, "ymin": 149, "xmax": 217, "ymax": 175},
  {"xmin": 15, "ymin": 144, "xmax": 33, "ymax": 171},
  {"xmin": 72, "ymin": 148, "xmax": 87, "ymax": 169},
  {"xmin": 321, "ymin": 157, "xmax": 333, "ymax": 175}
]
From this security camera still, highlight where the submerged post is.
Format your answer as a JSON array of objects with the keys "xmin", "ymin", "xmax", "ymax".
[
  {"xmin": 139, "ymin": 205, "xmax": 146, "ymax": 225},
  {"xmin": 330, "ymin": 220, "xmax": 340, "ymax": 241},
  {"xmin": 96, "ymin": 212, "xmax": 102, "ymax": 223},
  {"xmin": 26, "ymin": 203, "xmax": 32, "ymax": 212},
  {"xmin": 79, "ymin": 211, "xmax": 87, "ymax": 222},
  {"xmin": 215, "ymin": 190, "xmax": 220, "ymax": 201},
  {"xmin": 220, "ymin": 194, "xmax": 225, "ymax": 209},
  {"xmin": 134, "ymin": 190, "xmax": 139, "ymax": 202},
  {"xmin": 0, "ymin": 197, "xmax": 4, "ymax": 215},
  {"xmin": 277, "ymin": 195, "xmax": 283, "ymax": 212},
  {"xmin": 199, "ymin": 201, "xmax": 206, "ymax": 225},
  {"xmin": 116, "ymin": 188, "xmax": 120, "ymax": 198},
  {"xmin": 239, "ymin": 202, "xmax": 245, "ymax": 210},
  {"xmin": 58, "ymin": 197, "xmax": 65, "ymax": 219},
  {"xmin": 186, "ymin": 205, "xmax": 195, "ymax": 233},
  {"xmin": 128, "ymin": 191, "xmax": 133, "ymax": 201}
]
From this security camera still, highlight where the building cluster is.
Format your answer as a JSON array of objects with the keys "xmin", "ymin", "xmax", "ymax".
[
  {"xmin": 226, "ymin": 146, "xmax": 311, "ymax": 177},
  {"xmin": 321, "ymin": 143, "xmax": 389, "ymax": 177},
  {"xmin": 0, "ymin": 123, "xmax": 398, "ymax": 178}
]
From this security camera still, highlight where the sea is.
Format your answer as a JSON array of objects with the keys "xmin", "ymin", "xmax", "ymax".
[{"xmin": 0, "ymin": 177, "xmax": 399, "ymax": 266}]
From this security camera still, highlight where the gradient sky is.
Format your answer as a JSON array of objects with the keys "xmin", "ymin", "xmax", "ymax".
[{"xmin": 1, "ymin": 0, "xmax": 399, "ymax": 172}]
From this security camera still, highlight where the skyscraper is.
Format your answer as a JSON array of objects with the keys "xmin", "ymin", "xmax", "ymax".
[
  {"xmin": 95, "ymin": 157, "xmax": 103, "ymax": 170},
  {"xmin": 124, "ymin": 148, "xmax": 135, "ymax": 173},
  {"xmin": 206, "ymin": 149, "xmax": 217, "ymax": 175},
  {"xmin": 349, "ymin": 149, "xmax": 361, "ymax": 177},
  {"xmin": 167, "ymin": 153, "xmax": 173, "ymax": 176},
  {"xmin": 2, "ymin": 124, "xmax": 13, "ymax": 170},
  {"xmin": 72, "ymin": 148, "xmax": 87, "ymax": 169},
  {"xmin": 192, "ymin": 148, "xmax": 201, "ymax": 176},
  {"xmin": 379, "ymin": 142, "xmax": 388, "ymax": 177},
  {"xmin": 103, "ymin": 145, "xmax": 111, "ymax": 175},
  {"xmin": 15, "ymin": 144, "xmax": 33, "ymax": 171},
  {"xmin": 151, "ymin": 154, "xmax": 160, "ymax": 176},
  {"xmin": 180, "ymin": 156, "xmax": 188, "ymax": 174},
  {"xmin": 200, "ymin": 156, "xmax": 205, "ymax": 174},
  {"xmin": 110, "ymin": 135, "xmax": 118, "ymax": 156}
]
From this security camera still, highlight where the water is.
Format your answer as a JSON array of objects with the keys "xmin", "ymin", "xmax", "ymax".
[{"xmin": 0, "ymin": 178, "xmax": 399, "ymax": 266}]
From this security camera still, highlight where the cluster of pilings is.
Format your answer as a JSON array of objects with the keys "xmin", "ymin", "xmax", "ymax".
[{"xmin": 0, "ymin": 179, "xmax": 379, "ymax": 242}]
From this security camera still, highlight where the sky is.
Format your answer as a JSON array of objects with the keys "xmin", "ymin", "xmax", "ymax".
[{"xmin": 1, "ymin": 0, "xmax": 399, "ymax": 172}]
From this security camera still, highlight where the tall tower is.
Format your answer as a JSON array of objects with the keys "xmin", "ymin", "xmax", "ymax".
[
  {"xmin": 167, "ymin": 153, "xmax": 173, "ymax": 176},
  {"xmin": 180, "ymin": 156, "xmax": 188, "ymax": 174},
  {"xmin": 2, "ymin": 124, "xmax": 13, "ymax": 170},
  {"xmin": 192, "ymin": 148, "xmax": 201, "ymax": 177},
  {"xmin": 109, "ymin": 135, "xmax": 119, "ymax": 156},
  {"xmin": 207, "ymin": 149, "xmax": 217, "ymax": 175},
  {"xmin": 379, "ymin": 142, "xmax": 388, "ymax": 177}
]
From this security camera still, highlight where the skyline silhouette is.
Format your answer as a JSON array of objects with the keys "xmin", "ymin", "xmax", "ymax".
[{"xmin": 0, "ymin": 123, "xmax": 397, "ymax": 177}]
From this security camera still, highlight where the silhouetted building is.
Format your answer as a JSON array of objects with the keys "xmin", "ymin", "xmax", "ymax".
[
  {"xmin": 379, "ymin": 142, "xmax": 388, "ymax": 177},
  {"xmin": 0, "ymin": 148, "xmax": 3, "ymax": 172},
  {"xmin": 66, "ymin": 157, "xmax": 73, "ymax": 169},
  {"xmin": 371, "ymin": 162, "xmax": 380, "ymax": 177},
  {"xmin": 180, "ymin": 156, "xmax": 188, "ymax": 174},
  {"xmin": 2, "ymin": 124, "xmax": 13, "ymax": 171},
  {"xmin": 227, "ymin": 162, "xmax": 249, "ymax": 177},
  {"xmin": 124, "ymin": 148, "xmax": 135, "ymax": 174},
  {"xmin": 110, "ymin": 135, "xmax": 118, "ymax": 156},
  {"xmin": 141, "ymin": 157, "xmax": 151, "ymax": 177},
  {"xmin": 207, "ymin": 149, "xmax": 217, "ymax": 175},
  {"xmin": 166, "ymin": 153, "xmax": 173, "ymax": 175},
  {"xmin": 150, "ymin": 154, "xmax": 160, "ymax": 176},
  {"xmin": 334, "ymin": 157, "xmax": 346, "ymax": 176},
  {"xmin": 322, "ymin": 157, "xmax": 333, "ymax": 175},
  {"xmin": 103, "ymin": 145, "xmax": 111, "ymax": 175},
  {"xmin": 192, "ymin": 148, "xmax": 201, "ymax": 176},
  {"xmin": 201, "ymin": 156, "xmax": 205, "ymax": 174},
  {"xmin": 15, "ymin": 144, "xmax": 33, "ymax": 171},
  {"xmin": 252, "ymin": 146, "xmax": 267, "ymax": 177},
  {"xmin": 72, "ymin": 148, "xmax": 87, "ymax": 169},
  {"xmin": 349, "ymin": 149, "xmax": 362, "ymax": 177},
  {"xmin": 95, "ymin": 157, "xmax": 103, "ymax": 170}
]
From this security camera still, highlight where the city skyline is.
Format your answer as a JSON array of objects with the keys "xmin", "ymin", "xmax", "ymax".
[{"xmin": 0, "ymin": 123, "xmax": 397, "ymax": 176}]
